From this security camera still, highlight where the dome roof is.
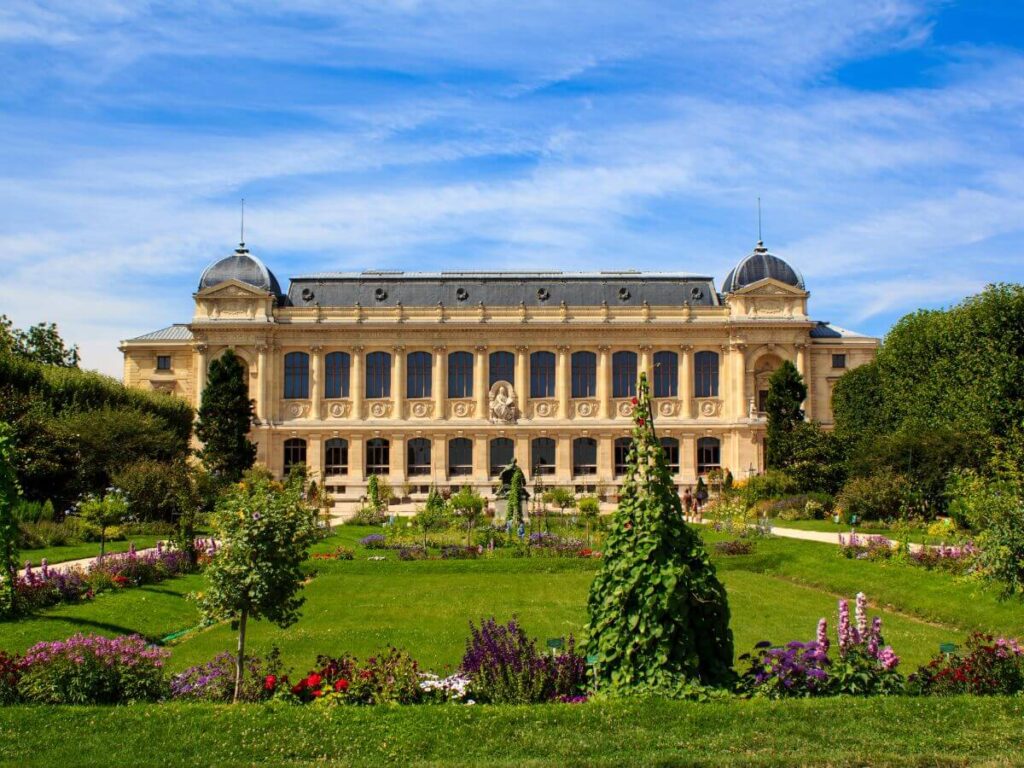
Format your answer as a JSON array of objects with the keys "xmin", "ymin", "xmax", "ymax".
[
  {"xmin": 722, "ymin": 241, "xmax": 805, "ymax": 294},
  {"xmin": 197, "ymin": 244, "xmax": 282, "ymax": 296}
]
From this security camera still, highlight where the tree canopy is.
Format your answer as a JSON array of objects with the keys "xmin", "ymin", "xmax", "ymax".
[{"xmin": 195, "ymin": 350, "xmax": 256, "ymax": 482}]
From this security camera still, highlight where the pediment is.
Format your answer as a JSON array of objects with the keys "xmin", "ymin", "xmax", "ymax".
[
  {"xmin": 730, "ymin": 277, "xmax": 807, "ymax": 297},
  {"xmin": 194, "ymin": 279, "xmax": 270, "ymax": 300}
]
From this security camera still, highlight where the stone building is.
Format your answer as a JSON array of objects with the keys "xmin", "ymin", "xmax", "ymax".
[{"xmin": 120, "ymin": 240, "xmax": 877, "ymax": 505}]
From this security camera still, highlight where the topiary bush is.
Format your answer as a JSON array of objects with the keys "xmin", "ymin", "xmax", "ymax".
[{"xmin": 586, "ymin": 373, "xmax": 733, "ymax": 695}]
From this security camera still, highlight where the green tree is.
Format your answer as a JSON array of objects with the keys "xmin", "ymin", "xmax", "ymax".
[
  {"xmin": 200, "ymin": 471, "xmax": 318, "ymax": 701},
  {"xmin": 577, "ymin": 495, "xmax": 600, "ymax": 517},
  {"xmin": 765, "ymin": 360, "xmax": 807, "ymax": 470},
  {"xmin": 78, "ymin": 488, "xmax": 129, "ymax": 556},
  {"xmin": 0, "ymin": 315, "xmax": 79, "ymax": 367},
  {"xmin": 586, "ymin": 373, "xmax": 733, "ymax": 694},
  {"xmin": 195, "ymin": 350, "xmax": 256, "ymax": 482},
  {"xmin": 413, "ymin": 487, "xmax": 448, "ymax": 548},
  {"xmin": 506, "ymin": 465, "xmax": 526, "ymax": 527},
  {"xmin": 366, "ymin": 475, "xmax": 382, "ymax": 511},
  {"xmin": 448, "ymin": 487, "xmax": 485, "ymax": 546},
  {"xmin": 542, "ymin": 486, "xmax": 576, "ymax": 516},
  {"xmin": 0, "ymin": 422, "xmax": 21, "ymax": 617}
]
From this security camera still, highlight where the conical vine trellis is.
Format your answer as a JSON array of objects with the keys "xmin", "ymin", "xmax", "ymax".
[{"xmin": 585, "ymin": 372, "xmax": 734, "ymax": 694}]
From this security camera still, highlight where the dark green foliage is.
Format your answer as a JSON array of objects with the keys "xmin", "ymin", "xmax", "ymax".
[
  {"xmin": 836, "ymin": 469, "xmax": 919, "ymax": 521},
  {"xmin": 765, "ymin": 361, "xmax": 807, "ymax": 470},
  {"xmin": 195, "ymin": 350, "xmax": 256, "ymax": 482},
  {"xmin": 783, "ymin": 422, "xmax": 847, "ymax": 496},
  {"xmin": 111, "ymin": 459, "xmax": 193, "ymax": 523},
  {"xmin": 507, "ymin": 466, "xmax": 525, "ymax": 526},
  {"xmin": 586, "ymin": 373, "xmax": 733, "ymax": 694},
  {"xmin": 832, "ymin": 361, "xmax": 887, "ymax": 441},
  {"xmin": 0, "ymin": 422, "xmax": 21, "ymax": 617},
  {"xmin": 0, "ymin": 314, "xmax": 79, "ymax": 367}
]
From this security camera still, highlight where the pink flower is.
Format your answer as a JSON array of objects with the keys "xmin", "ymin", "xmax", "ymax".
[
  {"xmin": 837, "ymin": 599, "xmax": 852, "ymax": 657},
  {"xmin": 816, "ymin": 618, "xmax": 829, "ymax": 655},
  {"xmin": 855, "ymin": 592, "xmax": 868, "ymax": 640}
]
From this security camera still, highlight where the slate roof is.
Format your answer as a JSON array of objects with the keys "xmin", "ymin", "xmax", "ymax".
[
  {"xmin": 722, "ymin": 242, "xmax": 805, "ymax": 293},
  {"xmin": 125, "ymin": 324, "xmax": 194, "ymax": 342},
  {"xmin": 198, "ymin": 245, "xmax": 283, "ymax": 297},
  {"xmin": 286, "ymin": 271, "xmax": 721, "ymax": 308},
  {"xmin": 809, "ymin": 322, "xmax": 866, "ymax": 339}
]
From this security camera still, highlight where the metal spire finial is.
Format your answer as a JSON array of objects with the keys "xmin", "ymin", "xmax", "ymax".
[
  {"xmin": 240, "ymin": 198, "xmax": 245, "ymax": 247},
  {"xmin": 757, "ymin": 196, "xmax": 762, "ymax": 244}
]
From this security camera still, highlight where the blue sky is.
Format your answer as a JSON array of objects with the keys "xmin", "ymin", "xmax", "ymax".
[{"xmin": 2, "ymin": 1, "xmax": 1023, "ymax": 376}]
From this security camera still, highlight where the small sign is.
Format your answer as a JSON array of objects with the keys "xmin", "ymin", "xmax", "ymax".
[
  {"xmin": 586, "ymin": 654, "xmax": 599, "ymax": 665},
  {"xmin": 546, "ymin": 638, "xmax": 564, "ymax": 650},
  {"xmin": 939, "ymin": 642, "xmax": 958, "ymax": 655}
]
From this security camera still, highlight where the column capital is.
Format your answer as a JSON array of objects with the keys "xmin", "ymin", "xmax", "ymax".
[
  {"xmin": 433, "ymin": 344, "xmax": 447, "ymax": 353},
  {"xmin": 638, "ymin": 344, "xmax": 652, "ymax": 352},
  {"xmin": 310, "ymin": 344, "xmax": 323, "ymax": 353},
  {"xmin": 515, "ymin": 344, "xmax": 530, "ymax": 353},
  {"xmin": 351, "ymin": 345, "xmax": 365, "ymax": 353},
  {"xmin": 475, "ymin": 344, "xmax": 488, "ymax": 352},
  {"xmin": 557, "ymin": 344, "xmax": 571, "ymax": 352},
  {"xmin": 679, "ymin": 343, "xmax": 693, "ymax": 352},
  {"xmin": 597, "ymin": 344, "xmax": 611, "ymax": 353},
  {"xmin": 392, "ymin": 345, "xmax": 405, "ymax": 353}
]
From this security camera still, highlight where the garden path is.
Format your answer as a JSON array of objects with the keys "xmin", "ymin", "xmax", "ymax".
[{"xmin": 16, "ymin": 540, "xmax": 215, "ymax": 578}]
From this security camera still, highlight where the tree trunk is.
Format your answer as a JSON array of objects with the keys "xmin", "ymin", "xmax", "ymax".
[
  {"xmin": 100, "ymin": 527, "xmax": 106, "ymax": 557},
  {"xmin": 233, "ymin": 607, "xmax": 248, "ymax": 703}
]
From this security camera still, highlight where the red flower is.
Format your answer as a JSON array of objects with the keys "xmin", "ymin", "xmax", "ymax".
[
  {"xmin": 311, "ymin": 689, "xmax": 323, "ymax": 698},
  {"xmin": 630, "ymin": 397, "xmax": 638, "ymax": 405},
  {"xmin": 623, "ymin": 521, "xmax": 633, "ymax": 531},
  {"xmin": 264, "ymin": 674, "xmax": 277, "ymax": 691},
  {"xmin": 290, "ymin": 681, "xmax": 306, "ymax": 695},
  {"xmin": 333, "ymin": 678, "xmax": 349, "ymax": 692},
  {"xmin": 637, "ymin": 418, "xmax": 645, "ymax": 426},
  {"xmin": 306, "ymin": 673, "xmax": 322, "ymax": 688}
]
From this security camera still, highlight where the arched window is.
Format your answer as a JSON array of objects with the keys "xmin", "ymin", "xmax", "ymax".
[
  {"xmin": 571, "ymin": 351, "xmax": 597, "ymax": 398},
  {"xmin": 572, "ymin": 437, "xmax": 597, "ymax": 476},
  {"xmin": 612, "ymin": 351, "xmax": 637, "ymax": 398},
  {"xmin": 530, "ymin": 351, "xmax": 556, "ymax": 398},
  {"xmin": 283, "ymin": 438, "xmax": 307, "ymax": 475},
  {"xmin": 407, "ymin": 437, "xmax": 431, "ymax": 476},
  {"xmin": 489, "ymin": 437, "xmax": 514, "ymax": 476},
  {"xmin": 366, "ymin": 438, "xmax": 390, "ymax": 475},
  {"xmin": 531, "ymin": 437, "xmax": 556, "ymax": 475},
  {"xmin": 407, "ymin": 351, "xmax": 433, "ymax": 399},
  {"xmin": 489, "ymin": 351, "xmax": 514, "ymax": 387},
  {"xmin": 697, "ymin": 436, "xmax": 721, "ymax": 473},
  {"xmin": 448, "ymin": 438, "xmax": 473, "ymax": 476},
  {"xmin": 324, "ymin": 352, "xmax": 350, "ymax": 398},
  {"xmin": 365, "ymin": 351, "xmax": 392, "ymax": 399},
  {"xmin": 694, "ymin": 351, "xmax": 719, "ymax": 398},
  {"xmin": 653, "ymin": 351, "xmax": 678, "ymax": 398},
  {"xmin": 448, "ymin": 351, "xmax": 474, "ymax": 398},
  {"xmin": 324, "ymin": 438, "xmax": 349, "ymax": 476},
  {"xmin": 614, "ymin": 437, "xmax": 632, "ymax": 476},
  {"xmin": 660, "ymin": 437, "xmax": 680, "ymax": 474},
  {"xmin": 283, "ymin": 352, "xmax": 309, "ymax": 399}
]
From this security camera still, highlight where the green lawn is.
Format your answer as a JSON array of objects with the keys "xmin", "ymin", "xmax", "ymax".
[
  {"xmin": 1, "ymin": 698, "xmax": 1022, "ymax": 767},
  {"xmin": 768, "ymin": 519, "xmax": 950, "ymax": 545},
  {"xmin": 19, "ymin": 536, "xmax": 166, "ymax": 567}
]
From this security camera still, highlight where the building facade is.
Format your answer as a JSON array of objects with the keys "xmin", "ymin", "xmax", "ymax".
[{"xmin": 120, "ymin": 241, "xmax": 877, "ymax": 505}]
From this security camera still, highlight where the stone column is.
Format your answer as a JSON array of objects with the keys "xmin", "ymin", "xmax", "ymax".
[
  {"xmin": 391, "ymin": 434, "xmax": 407, "ymax": 484},
  {"xmin": 350, "ymin": 434, "xmax": 365, "ymax": 482},
  {"xmin": 351, "ymin": 346, "xmax": 364, "ymax": 420},
  {"xmin": 796, "ymin": 344, "xmax": 813, "ymax": 420},
  {"xmin": 515, "ymin": 346, "xmax": 529, "ymax": 416},
  {"xmin": 473, "ymin": 434, "xmax": 489, "ymax": 484},
  {"xmin": 719, "ymin": 344, "xmax": 729, "ymax": 411},
  {"xmin": 514, "ymin": 434, "xmax": 531, "ymax": 477},
  {"xmin": 474, "ymin": 345, "xmax": 488, "ymax": 419},
  {"xmin": 679, "ymin": 345, "xmax": 693, "ymax": 419},
  {"xmin": 392, "ymin": 346, "xmax": 405, "ymax": 420},
  {"xmin": 597, "ymin": 434, "xmax": 614, "ymax": 484},
  {"xmin": 310, "ymin": 345, "xmax": 323, "ymax": 420},
  {"xmin": 597, "ymin": 345, "xmax": 611, "ymax": 419},
  {"xmin": 732, "ymin": 343, "xmax": 746, "ymax": 419},
  {"xmin": 433, "ymin": 345, "xmax": 447, "ymax": 420},
  {"xmin": 194, "ymin": 343, "xmax": 208, "ymax": 410},
  {"xmin": 556, "ymin": 345, "xmax": 570, "ymax": 419},
  {"xmin": 256, "ymin": 342, "xmax": 269, "ymax": 424},
  {"xmin": 556, "ymin": 434, "xmax": 572, "ymax": 483},
  {"xmin": 432, "ymin": 435, "xmax": 448, "ymax": 484},
  {"xmin": 639, "ymin": 345, "xmax": 653, "ymax": 385},
  {"xmin": 307, "ymin": 434, "xmax": 323, "ymax": 484},
  {"xmin": 681, "ymin": 434, "xmax": 697, "ymax": 484}
]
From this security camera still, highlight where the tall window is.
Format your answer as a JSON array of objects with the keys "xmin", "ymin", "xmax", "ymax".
[
  {"xmin": 365, "ymin": 351, "xmax": 392, "ymax": 399},
  {"xmin": 614, "ymin": 437, "xmax": 632, "ymax": 475},
  {"xmin": 156, "ymin": 355, "xmax": 171, "ymax": 371},
  {"xmin": 571, "ymin": 351, "xmax": 597, "ymax": 398},
  {"xmin": 697, "ymin": 437, "xmax": 721, "ymax": 473},
  {"xmin": 489, "ymin": 351, "xmax": 514, "ymax": 386},
  {"xmin": 531, "ymin": 437, "xmax": 556, "ymax": 475},
  {"xmin": 283, "ymin": 352, "xmax": 309, "ymax": 399},
  {"xmin": 324, "ymin": 352, "xmax": 350, "ymax": 398},
  {"xmin": 612, "ymin": 351, "xmax": 637, "ymax": 398},
  {"xmin": 283, "ymin": 438, "xmax": 306, "ymax": 475},
  {"xmin": 653, "ymin": 351, "xmax": 678, "ymax": 398},
  {"xmin": 324, "ymin": 438, "xmax": 349, "ymax": 476},
  {"xmin": 530, "ymin": 351, "xmax": 556, "ymax": 398},
  {"xmin": 660, "ymin": 437, "xmax": 680, "ymax": 474},
  {"xmin": 572, "ymin": 437, "xmax": 597, "ymax": 476},
  {"xmin": 489, "ymin": 437, "xmax": 514, "ymax": 476},
  {"xmin": 407, "ymin": 438, "xmax": 431, "ymax": 476},
  {"xmin": 694, "ymin": 351, "xmax": 719, "ymax": 398},
  {"xmin": 366, "ymin": 438, "xmax": 390, "ymax": 475},
  {"xmin": 448, "ymin": 351, "xmax": 474, "ymax": 398},
  {"xmin": 407, "ymin": 351, "xmax": 432, "ymax": 399},
  {"xmin": 448, "ymin": 438, "xmax": 473, "ymax": 476}
]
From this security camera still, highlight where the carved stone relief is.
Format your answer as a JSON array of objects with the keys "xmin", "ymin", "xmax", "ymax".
[
  {"xmin": 326, "ymin": 401, "xmax": 351, "ymax": 418},
  {"xmin": 573, "ymin": 399, "xmax": 598, "ymax": 418},
  {"xmin": 488, "ymin": 381, "xmax": 518, "ymax": 423},
  {"xmin": 367, "ymin": 401, "xmax": 394, "ymax": 418}
]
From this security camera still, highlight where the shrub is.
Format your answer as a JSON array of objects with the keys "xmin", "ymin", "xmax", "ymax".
[
  {"xmin": 0, "ymin": 651, "xmax": 21, "ymax": 704},
  {"xmin": 577, "ymin": 496, "xmax": 600, "ymax": 517},
  {"xmin": 836, "ymin": 469, "xmax": 920, "ymax": 521},
  {"xmin": 350, "ymin": 647, "xmax": 422, "ymax": 705},
  {"xmin": 909, "ymin": 633, "xmax": 1024, "ymax": 696},
  {"xmin": 743, "ymin": 471, "xmax": 800, "ymax": 506},
  {"xmin": 837, "ymin": 533, "xmax": 894, "ymax": 562},
  {"xmin": 312, "ymin": 546, "xmax": 354, "ymax": 562},
  {"xmin": 397, "ymin": 545, "xmax": 428, "ymax": 561},
  {"xmin": 359, "ymin": 534, "xmax": 387, "ymax": 549},
  {"xmin": 461, "ymin": 618, "xmax": 586, "ymax": 704},
  {"xmin": 18, "ymin": 634, "xmax": 169, "ymax": 704},
  {"xmin": 171, "ymin": 649, "xmax": 287, "ymax": 702},
  {"xmin": 440, "ymin": 545, "xmax": 479, "ymax": 560},
  {"xmin": 714, "ymin": 539, "xmax": 755, "ymax": 556},
  {"xmin": 289, "ymin": 654, "xmax": 357, "ymax": 702},
  {"xmin": 738, "ymin": 640, "xmax": 830, "ymax": 698},
  {"xmin": 346, "ymin": 505, "xmax": 387, "ymax": 526},
  {"xmin": 111, "ymin": 459, "xmax": 190, "ymax": 522}
]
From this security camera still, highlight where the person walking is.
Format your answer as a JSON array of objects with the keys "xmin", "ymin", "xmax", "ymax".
[{"xmin": 682, "ymin": 487, "xmax": 694, "ymax": 521}]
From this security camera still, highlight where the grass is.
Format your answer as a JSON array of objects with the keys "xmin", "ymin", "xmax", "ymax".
[
  {"xmin": 19, "ymin": 536, "xmax": 166, "ymax": 567},
  {"xmin": 1, "ymin": 697, "xmax": 1022, "ymax": 766}
]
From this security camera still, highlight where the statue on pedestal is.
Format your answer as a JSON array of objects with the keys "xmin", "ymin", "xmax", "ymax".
[{"xmin": 494, "ymin": 457, "xmax": 529, "ymax": 526}]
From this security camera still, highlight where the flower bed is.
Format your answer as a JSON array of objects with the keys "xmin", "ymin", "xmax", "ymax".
[{"xmin": 838, "ymin": 533, "xmax": 979, "ymax": 575}]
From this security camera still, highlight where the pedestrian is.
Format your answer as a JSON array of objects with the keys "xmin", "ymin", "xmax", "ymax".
[
  {"xmin": 682, "ymin": 487, "xmax": 694, "ymax": 520},
  {"xmin": 695, "ymin": 483, "xmax": 708, "ymax": 521}
]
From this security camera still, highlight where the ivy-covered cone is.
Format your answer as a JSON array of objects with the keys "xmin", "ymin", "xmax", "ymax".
[{"xmin": 585, "ymin": 373, "xmax": 733, "ymax": 693}]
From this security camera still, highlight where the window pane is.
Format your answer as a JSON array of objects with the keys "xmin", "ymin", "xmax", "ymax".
[
  {"xmin": 697, "ymin": 437, "xmax": 721, "ymax": 473},
  {"xmin": 407, "ymin": 351, "xmax": 433, "ymax": 399},
  {"xmin": 530, "ymin": 352, "xmax": 555, "ymax": 398},
  {"xmin": 448, "ymin": 351, "xmax": 474, "ymax": 398},
  {"xmin": 614, "ymin": 437, "xmax": 632, "ymax": 475},
  {"xmin": 407, "ymin": 438, "xmax": 431, "ymax": 476},
  {"xmin": 489, "ymin": 437, "xmax": 514, "ymax": 476},
  {"xmin": 156, "ymin": 355, "xmax": 171, "ymax": 371},
  {"xmin": 325, "ymin": 438, "xmax": 349, "ymax": 476},
  {"xmin": 571, "ymin": 351, "xmax": 596, "ymax": 398},
  {"xmin": 284, "ymin": 352, "xmax": 310, "ymax": 399},
  {"xmin": 694, "ymin": 351, "xmax": 719, "ymax": 398},
  {"xmin": 572, "ymin": 438, "xmax": 597, "ymax": 476},
  {"xmin": 325, "ymin": 352, "xmax": 350, "ymax": 398},
  {"xmin": 448, "ymin": 438, "xmax": 473, "ymax": 476},
  {"xmin": 283, "ymin": 438, "xmax": 307, "ymax": 474},
  {"xmin": 366, "ymin": 351, "xmax": 392, "ymax": 399},
  {"xmin": 489, "ymin": 351, "xmax": 515, "ymax": 387},
  {"xmin": 653, "ymin": 351, "xmax": 678, "ymax": 397},
  {"xmin": 832, "ymin": 354, "xmax": 847, "ymax": 369},
  {"xmin": 660, "ymin": 437, "xmax": 679, "ymax": 473},
  {"xmin": 612, "ymin": 351, "xmax": 637, "ymax": 398},
  {"xmin": 531, "ymin": 437, "xmax": 556, "ymax": 475},
  {"xmin": 366, "ymin": 438, "xmax": 390, "ymax": 475}
]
